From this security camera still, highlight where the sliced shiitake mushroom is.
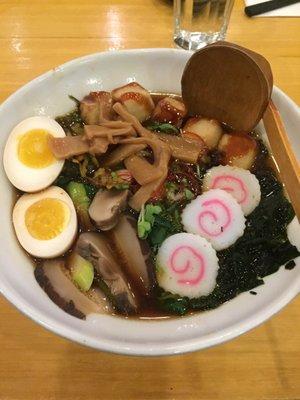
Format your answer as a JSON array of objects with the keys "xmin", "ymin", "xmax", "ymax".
[
  {"xmin": 75, "ymin": 232, "xmax": 138, "ymax": 315},
  {"xmin": 35, "ymin": 259, "xmax": 112, "ymax": 319},
  {"xmin": 109, "ymin": 215, "xmax": 155, "ymax": 297},
  {"xmin": 88, "ymin": 189, "xmax": 128, "ymax": 231}
]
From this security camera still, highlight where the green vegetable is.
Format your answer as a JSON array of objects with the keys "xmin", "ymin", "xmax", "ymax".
[
  {"xmin": 55, "ymin": 161, "xmax": 98, "ymax": 201},
  {"xmin": 56, "ymin": 108, "xmax": 84, "ymax": 136},
  {"xmin": 70, "ymin": 253, "xmax": 94, "ymax": 292},
  {"xmin": 184, "ymin": 188, "xmax": 194, "ymax": 200},
  {"xmin": 164, "ymin": 172, "xmax": 197, "ymax": 203},
  {"xmin": 55, "ymin": 160, "xmax": 81, "ymax": 187},
  {"xmin": 149, "ymin": 225, "xmax": 168, "ymax": 246},
  {"xmin": 165, "ymin": 182, "xmax": 178, "ymax": 192},
  {"xmin": 157, "ymin": 291, "xmax": 189, "ymax": 316},
  {"xmin": 114, "ymin": 183, "xmax": 130, "ymax": 190},
  {"xmin": 138, "ymin": 220, "xmax": 151, "ymax": 239},
  {"xmin": 196, "ymin": 164, "xmax": 206, "ymax": 180},
  {"xmin": 67, "ymin": 181, "xmax": 90, "ymax": 210},
  {"xmin": 109, "ymin": 171, "xmax": 130, "ymax": 190},
  {"xmin": 146, "ymin": 203, "xmax": 183, "ymax": 252},
  {"xmin": 137, "ymin": 204, "xmax": 162, "ymax": 239},
  {"xmin": 111, "ymin": 171, "xmax": 130, "ymax": 190},
  {"xmin": 146, "ymin": 122, "xmax": 179, "ymax": 135},
  {"xmin": 68, "ymin": 95, "xmax": 80, "ymax": 106},
  {"xmin": 145, "ymin": 204, "xmax": 162, "ymax": 224},
  {"xmin": 84, "ymin": 184, "xmax": 98, "ymax": 200},
  {"xmin": 67, "ymin": 181, "xmax": 93, "ymax": 231}
]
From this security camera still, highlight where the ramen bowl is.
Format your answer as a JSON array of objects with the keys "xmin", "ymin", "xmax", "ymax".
[{"xmin": 0, "ymin": 48, "xmax": 299, "ymax": 356}]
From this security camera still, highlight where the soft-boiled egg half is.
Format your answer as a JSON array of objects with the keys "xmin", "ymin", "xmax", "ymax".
[
  {"xmin": 3, "ymin": 116, "xmax": 65, "ymax": 192},
  {"xmin": 13, "ymin": 186, "xmax": 77, "ymax": 258}
]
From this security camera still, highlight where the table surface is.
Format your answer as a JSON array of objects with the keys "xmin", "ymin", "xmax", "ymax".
[{"xmin": 0, "ymin": 0, "xmax": 299, "ymax": 399}]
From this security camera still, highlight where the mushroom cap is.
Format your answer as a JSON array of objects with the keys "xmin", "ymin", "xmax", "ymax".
[
  {"xmin": 109, "ymin": 215, "xmax": 155, "ymax": 297},
  {"xmin": 35, "ymin": 259, "xmax": 112, "ymax": 319},
  {"xmin": 88, "ymin": 189, "xmax": 128, "ymax": 231}
]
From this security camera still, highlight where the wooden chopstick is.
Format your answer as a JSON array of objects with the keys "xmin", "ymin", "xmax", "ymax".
[
  {"xmin": 263, "ymin": 100, "xmax": 300, "ymax": 221},
  {"xmin": 245, "ymin": 0, "xmax": 300, "ymax": 17}
]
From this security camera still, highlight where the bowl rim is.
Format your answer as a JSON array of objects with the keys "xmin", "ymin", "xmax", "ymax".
[{"xmin": 0, "ymin": 48, "xmax": 299, "ymax": 356}]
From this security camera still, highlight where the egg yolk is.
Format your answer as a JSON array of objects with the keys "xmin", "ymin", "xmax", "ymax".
[
  {"xmin": 25, "ymin": 198, "xmax": 70, "ymax": 240},
  {"xmin": 18, "ymin": 129, "xmax": 56, "ymax": 168}
]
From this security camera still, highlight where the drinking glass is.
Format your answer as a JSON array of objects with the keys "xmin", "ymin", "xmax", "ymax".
[{"xmin": 174, "ymin": 0, "xmax": 235, "ymax": 50}]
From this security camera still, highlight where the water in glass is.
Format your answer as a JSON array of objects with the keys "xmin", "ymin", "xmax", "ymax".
[{"xmin": 174, "ymin": 0, "xmax": 235, "ymax": 50}]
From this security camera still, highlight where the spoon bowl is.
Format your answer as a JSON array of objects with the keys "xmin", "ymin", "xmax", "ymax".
[
  {"xmin": 181, "ymin": 42, "xmax": 272, "ymax": 131},
  {"xmin": 182, "ymin": 41, "xmax": 300, "ymax": 220}
]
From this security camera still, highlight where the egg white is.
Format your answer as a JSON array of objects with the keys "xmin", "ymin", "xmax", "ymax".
[
  {"xmin": 3, "ymin": 116, "xmax": 65, "ymax": 192},
  {"xmin": 13, "ymin": 186, "xmax": 78, "ymax": 258}
]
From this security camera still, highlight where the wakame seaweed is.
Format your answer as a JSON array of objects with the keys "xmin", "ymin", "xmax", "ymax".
[
  {"xmin": 55, "ymin": 160, "xmax": 81, "ymax": 187},
  {"xmin": 55, "ymin": 100, "xmax": 84, "ymax": 136},
  {"xmin": 157, "ymin": 169, "xmax": 299, "ymax": 315}
]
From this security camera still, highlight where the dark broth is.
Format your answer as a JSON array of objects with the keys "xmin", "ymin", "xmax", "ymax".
[{"xmin": 13, "ymin": 92, "xmax": 298, "ymax": 320}]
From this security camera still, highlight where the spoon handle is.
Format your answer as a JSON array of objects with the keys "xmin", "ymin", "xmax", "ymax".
[{"xmin": 263, "ymin": 101, "xmax": 300, "ymax": 221}]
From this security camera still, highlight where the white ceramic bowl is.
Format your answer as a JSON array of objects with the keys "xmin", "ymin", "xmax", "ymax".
[{"xmin": 0, "ymin": 49, "xmax": 299, "ymax": 356}]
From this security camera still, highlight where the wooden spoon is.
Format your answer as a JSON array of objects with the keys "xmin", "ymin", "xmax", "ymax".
[
  {"xmin": 182, "ymin": 41, "xmax": 300, "ymax": 220},
  {"xmin": 182, "ymin": 41, "xmax": 271, "ymax": 131}
]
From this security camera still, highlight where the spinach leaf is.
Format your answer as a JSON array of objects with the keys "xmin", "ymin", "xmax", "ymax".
[
  {"xmin": 157, "ymin": 291, "xmax": 189, "ymax": 316},
  {"xmin": 147, "ymin": 203, "xmax": 183, "ymax": 252}
]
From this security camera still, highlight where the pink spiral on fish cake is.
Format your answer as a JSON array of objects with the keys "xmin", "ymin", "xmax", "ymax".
[
  {"xmin": 169, "ymin": 245, "xmax": 205, "ymax": 286},
  {"xmin": 198, "ymin": 199, "xmax": 231, "ymax": 237},
  {"xmin": 211, "ymin": 175, "xmax": 247, "ymax": 204}
]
